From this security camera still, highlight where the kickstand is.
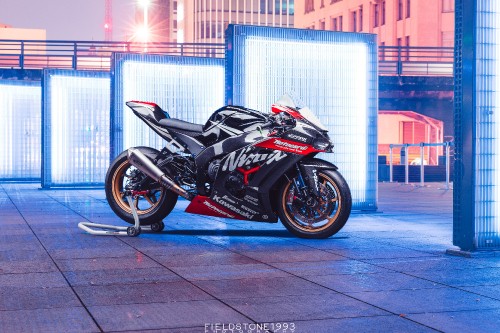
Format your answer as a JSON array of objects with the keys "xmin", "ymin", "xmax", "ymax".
[{"xmin": 78, "ymin": 196, "xmax": 143, "ymax": 237}]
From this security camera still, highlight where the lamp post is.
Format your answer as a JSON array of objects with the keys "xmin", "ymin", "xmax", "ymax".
[{"xmin": 138, "ymin": 0, "xmax": 150, "ymax": 51}]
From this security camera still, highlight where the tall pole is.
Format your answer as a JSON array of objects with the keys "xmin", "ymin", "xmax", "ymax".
[{"xmin": 105, "ymin": 0, "xmax": 113, "ymax": 41}]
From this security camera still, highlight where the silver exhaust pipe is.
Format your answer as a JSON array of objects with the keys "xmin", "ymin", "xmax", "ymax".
[{"xmin": 127, "ymin": 148, "xmax": 193, "ymax": 200}]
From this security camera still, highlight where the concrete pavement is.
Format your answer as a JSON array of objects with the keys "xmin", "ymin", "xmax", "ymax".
[{"xmin": 1, "ymin": 182, "xmax": 499, "ymax": 332}]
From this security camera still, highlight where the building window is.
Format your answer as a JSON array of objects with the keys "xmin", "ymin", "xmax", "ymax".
[
  {"xmin": 173, "ymin": 20, "xmax": 177, "ymax": 29},
  {"xmin": 321, "ymin": 0, "xmax": 325, "ymax": 8},
  {"xmin": 200, "ymin": 22, "xmax": 205, "ymax": 39},
  {"xmin": 442, "ymin": 31, "xmax": 454, "ymax": 47},
  {"xmin": 320, "ymin": 20, "xmax": 326, "ymax": 30},
  {"xmin": 173, "ymin": 1, "xmax": 177, "ymax": 11},
  {"xmin": 359, "ymin": 6, "xmax": 363, "ymax": 31},
  {"xmin": 382, "ymin": 1, "xmax": 386, "ymax": 25},
  {"xmin": 332, "ymin": 17, "xmax": 338, "ymax": 31},
  {"xmin": 374, "ymin": 4, "xmax": 379, "ymax": 28},
  {"xmin": 442, "ymin": 0, "xmax": 454, "ymax": 13},
  {"xmin": 339, "ymin": 15, "xmax": 343, "ymax": 31},
  {"xmin": 406, "ymin": 0, "xmax": 411, "ymax": 18},
  {"xmin": 305, "ymin": 0, "xmax": 315, "ymax": 14},
  {"xmin": 398, "ymin": 0, "xmax": 403, "ymax": 20},
  {"xmin": 380, "ymin": 41, "xmax": 385, "ymax": 61},
  {"xmin": 352, "ymin": 10, "xmax": 357, "ymax": 32}
]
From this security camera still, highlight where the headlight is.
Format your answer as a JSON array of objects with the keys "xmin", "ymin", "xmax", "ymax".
[{"xmin": 313, "ymin": 137, "xmax": 333, "ymax": 152}]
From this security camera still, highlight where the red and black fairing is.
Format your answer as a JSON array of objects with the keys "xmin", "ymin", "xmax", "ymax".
[{"xmin": 126, "ymin": 100, "xmax": 333, "ymax": 222}]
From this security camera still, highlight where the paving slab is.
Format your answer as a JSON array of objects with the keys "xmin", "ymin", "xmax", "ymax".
[
  {"xmin": 288, "ymin": 315, "xmax": 438, "ymax": 333},
  {"xmin": 239, "ymin": 248, "xmax": 346, "ymax": 263},
  {"xmin": 0, "ymin": 286, "xmax": 80, "ymax": 311},
  {"xmin": 56, "ymin": 255, "xmax": 161, "ymax": 272},
  {"xmin": 272, "ymin": 259, "xmax": 391, "ymax": 276},
  {"xmin": 88, "ymin": 300, "xmax": 250, "ymax": 331},
  {"xmin": 0, "ymin": 272, "xmax": 68, "ymax": 288},
  {"xmin": 170, "ymin": 263, "xmax": 291, "ymax": 281},
  {"xmin": 346, "ymin": 287, "xmax": 500, "ymax": 314},
  {"xmin": 193, "ymin": 276, "xmax": 334, "ymax": 299},
  {"xmin": 74, "ymin": 281, "xmax": 213, "ymax": 306},
  {"xmin": 408, "ymin": 308, "xmax": 500, "ymax": 333},
  {"xmin": 63, "ymin": 267, "xmax": 183, "ymax": 286},
  {"xmin": 155, "ymin": 251, "xmax": 258, "ymax": 267},
  {"xmin": 306, "ymin": 271, "xmax": 443, "ymax": 293},
  {"xmin": 224, "ymin": 294, "xmax": 389, "ymax": 323},
  {"xmin": 0, "ymin": 259, "xmax": 58, "ymax": 274},
  {"xmin": 0, "ymin": 307, "xmax": 100, "ymax": 333}
]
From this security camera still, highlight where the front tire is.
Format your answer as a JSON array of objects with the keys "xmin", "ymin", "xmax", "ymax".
[
  {"xmin": 105, "ymin": 147, "xmax": 178, "ymax": 226},
  {"xmin": 277, "ymin": 169, "xmax": 351, "ymax": 239}
]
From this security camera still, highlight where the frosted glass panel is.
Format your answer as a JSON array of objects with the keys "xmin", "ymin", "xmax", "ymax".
[
  {"xmin": 112, "ymin": 53, "xmax": 225, "ymax": 154},
  {"xmin": 475, "ymin": 1, "xmax": 500, "ymax": 248},
  {"xmin": 42, "ymin": 70, "xmax": 110, "ymax": 187},
  {"xmin": 226, "ymin": 25, "xmax": 378, "ymax": 210},
  {"xmin": 0, "ymin": 81, "xmax": 41, "ymax": 180}
]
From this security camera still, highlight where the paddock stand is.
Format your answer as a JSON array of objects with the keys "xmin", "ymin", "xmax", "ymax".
[{"xmin": 78, "ymin": 195, "xmax": 164, "ymax": 237}]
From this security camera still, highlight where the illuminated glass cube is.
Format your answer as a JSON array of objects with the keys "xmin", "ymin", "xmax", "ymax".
[
  {"xmin": 42, "ymin": 70, "xmax": 110, "ymax": 187},
  {"xmin": 0, "ymin": 80, "xmax": 41, "ymax": 180},
  {"xmin": 111, "ymin": 53, "xmax": 225, "ymax": 156},
  {"xmin": 226, "ymin": 25, "xmax": 378, "ymax": 210}
]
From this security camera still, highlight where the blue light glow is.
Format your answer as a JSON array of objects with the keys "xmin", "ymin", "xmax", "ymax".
[
  {"xmin": 0, "ymin": 80, "xmax": 41, "ymax": 180},
  {"xmin": 42, "ymin": 70, "xmax": 110, "ymax": 187},
  {"xmin": 112, "ymin": 53, "xmax": 225, "ymax": 155},
  {"xmin": 226, "ymin": 25, "xmax": 378, "ymax": 210},
  {"xmin": 474, "ymin": 1, "xmax": 500, "ymax": 247}
]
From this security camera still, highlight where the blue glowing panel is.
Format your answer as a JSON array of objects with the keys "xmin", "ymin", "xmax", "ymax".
[
  {"xmin": 111, "ymin": 53, "xmax": 225, "ymax": 156},
  {"xmin": 42, "ymin": 70, "xmax": 110, "ymax": 187},
  {"xmin": 474, "ymin": 2, "xmax": 500, "ymax": 248},
  {"xmin": 0, "ymin": 80, "xmax": 41, "ymax": 180},
  {"xmin": 226, "ymin": 25, "xmax": 378, "ymax": 210}
]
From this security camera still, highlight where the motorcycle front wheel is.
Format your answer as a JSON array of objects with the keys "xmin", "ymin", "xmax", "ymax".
[
  {"xmin": 277, "ymin": 169, "xmax": 352, "ymax": 239},
  {"xmin": 105, "ymin": 147, "xmax": 178, "ymax": 225}
]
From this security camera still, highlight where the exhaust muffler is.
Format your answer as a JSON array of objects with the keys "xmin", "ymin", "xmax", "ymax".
[{"xmin": 127, "ymin": 148, "xmax": 193, "ymax": 200}]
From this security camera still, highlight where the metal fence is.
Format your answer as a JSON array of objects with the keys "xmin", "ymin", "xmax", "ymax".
[
  {"xmin": 0, "ymin": 39, "xmax": 225, "ymax": 71},
  {"xmin": 388, "ymin": 142, "xmax": 454, "ymax": 188},
  {"xmin": 0, "ymin": 39, "xmax": 453, "ymax": 75}
]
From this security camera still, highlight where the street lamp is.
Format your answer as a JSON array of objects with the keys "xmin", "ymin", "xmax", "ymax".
[{"xmin": 137, "ymin": 0, "xmax": 151, "ymax": 51}]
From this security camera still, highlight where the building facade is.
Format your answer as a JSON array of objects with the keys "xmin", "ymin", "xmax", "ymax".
[
  {"xmin": 135, "ymin": 1, "xmax": 295, "ymax": 44},
  {"xmin": 294, "ymin": 0, "xmax": 454, "ymax": 47}
]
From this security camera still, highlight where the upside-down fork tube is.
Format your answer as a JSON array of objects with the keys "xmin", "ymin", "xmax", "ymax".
[{"xmin": 127, "ymin": 148, "xmax": 193, "ymax": 200}]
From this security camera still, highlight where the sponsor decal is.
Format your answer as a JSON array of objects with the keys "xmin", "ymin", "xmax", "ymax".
[
  {"xmin": 255, "ymin": 138, "xmax": 319, "ymax": 155},
  {"xmin": 202, "ymin": 200, "xmax": 235, "ymax": 218},
  {"xmin": 274, "ymin": 139, "xmax": 309, "ymax": 152},
  {"xmin": 212, "ymin": 194, "xmax": 254, "ymax": 219},
  {"xmin": 287, "ymin": 134, "xmax": 308, "ymax": 142},
  {"xmin": 222, "ymin": 147, "xmax": 287, "ymax": 172},
  {"xmin": 312, "ymin": 169, "xmax": 319, "ymax": 193}
]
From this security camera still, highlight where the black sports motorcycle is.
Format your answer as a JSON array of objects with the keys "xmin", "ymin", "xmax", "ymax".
[{"xmin": 105, "ymin": 95, "xmax": 351, "ymax": 238}]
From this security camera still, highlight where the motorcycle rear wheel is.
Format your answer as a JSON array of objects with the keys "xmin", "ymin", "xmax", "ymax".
[
  {"xmin": 105, "ymin": 147, "xmax": 178, "ymax": 226},
  {"xmin": 277, "ymin": 169, "xmax": 351, "ymax": 239}
]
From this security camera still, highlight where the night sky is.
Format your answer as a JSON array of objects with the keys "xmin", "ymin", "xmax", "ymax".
[{"xmin": 0, "ymin": 0, "xmax": 135, "ymax": 41}]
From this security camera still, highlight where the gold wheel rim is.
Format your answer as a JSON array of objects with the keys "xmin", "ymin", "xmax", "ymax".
[
  {"xmin": 282, "ymin": 172, "xmax": 342, "ymax": 233},
  {"xmin": 111, "ymin": 160, "xmax": 164, "ymax": 215}
]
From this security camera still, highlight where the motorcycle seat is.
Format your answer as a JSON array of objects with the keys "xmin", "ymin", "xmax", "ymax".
[{"xmin": 158, "ymin": 118, "xmax": 203, "ymax": 135}]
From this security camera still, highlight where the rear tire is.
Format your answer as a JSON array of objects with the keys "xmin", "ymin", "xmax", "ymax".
[
  {"xmin": 105, "ymin": 147, "xmax": 178, "ymax": 226},
  {"xmin": 277, "ymin": 169, "xmax": 351, "ymax": 239}
]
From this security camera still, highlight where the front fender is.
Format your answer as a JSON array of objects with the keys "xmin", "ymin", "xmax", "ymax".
[{"xmin": 298, "ymin": 158, "xmax": 339, "ymax": 196}]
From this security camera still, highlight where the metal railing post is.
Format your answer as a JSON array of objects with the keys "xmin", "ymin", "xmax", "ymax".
[
  {"xmin": 397, "ymin": 45, "xmax": 403, "ymax": 75},
  {"xmin": 405, "ymin": 144, "xmax": 409, "ymax": 185},
  {"xmin": 20, "ymin": 41, "xmax": 24, "ymax": 69},
  {"xmin": 389, "ymin": 144, "xmax": 393, "ymax": 183},
  {"xmin": 72, "ymin": 42, "xmax": 77, "ymax": 69},
  {"xmin": 445, "ymin": 142, "xmax": 451, "ymax": 189},
  {"xmin": 420, "ymin": 142, "xmax": 425, "ymax": 187}
]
